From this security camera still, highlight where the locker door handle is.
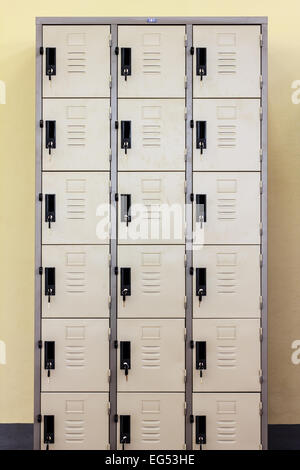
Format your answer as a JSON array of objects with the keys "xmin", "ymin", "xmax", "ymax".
[
  {"xmin": 196, "ymin": 267, "xmax": 206, "ymax": 304},
  {"xmin": 121, "ymin": 48, "xmax": 131, "ymax": 81},
  {"xmin": 46, "ymin": 47, "xmax": 56, "ymax": 81},
  {"xmin": 120, "ymin": 415, "xmax": 131, "ymax": 450},
  {"xmin": 45, "ymin": 267, "xmax": 55, "ymax": 303},
  {"xmin": 120, "ymin": 341, "xmax": 131, "ymax": 380},
  {"xmin": 44, "ymin": 415, "xmax": 55, "ymax": 450},
  {"xmin": 44, "ymin": 341, "xmax": 55, "ymax": 378},
  {"xmin": 196, "ymin": 341, "xmax": 206, "ymax": 378},
  {"xmin": 195, "ymin": 416, "xmax": 206, "ymax": 450},
  {"xmin": 120, "ymin": 268, "xmax": 131, "ymax": 305},
  {"xmin": 46, "ymin": 121, "xmax": 56, "ymax": 155},
  {"xmin": 121, "ymin": 121, "xmax": 131, "ymax": 155},
  {"xmin": 121, "ymin": 194, "xmax": 131, "ymax": 227},
  {"xmin": 196, "ymin": 48, "xmax": 207, "ymax": 80},
  {"xmin": 196, "ymin": 121, "xmax": 207, "ymax": 155},
  {"xmin": 45, "ymin": 194, "xmax": 56, "ymax": 229},
  {"xmin": 196, "ymin": 194, "xmax": 206, "ymax": 228}
]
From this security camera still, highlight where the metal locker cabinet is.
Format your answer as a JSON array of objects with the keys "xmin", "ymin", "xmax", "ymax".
[
  {"xmin": 192, "ymin": 393, "xmax": 261, "ymax": 450},
  {"xmin": 193, "ymin": 26, "xmax": 261, "ymax": 98},
  {"xmin": 41, "ymin": 393, "xmax": 109, "ymax": 450},
  {"xmin": 118, "ymin": 99, "xmax": 185, "ymax": 171},
  {"xmin": 42, "ymin": 99, "xmax": 110, "ymax": 171},
  {"xmin": 193, "ymin": 172, "xmax": 261, "ymax": 245},
  {"xmin": 193, "ymin": 99, "xmax": 260, "ymax": 171},
  {"xmin": 118, "ymin": 172, "xmax": 185, "ymax": 244},
  {"xmin": 41, "ymin": 319, "xmax": 109, "ymax": 392},
  {"xmin": 43, "ymin": 26, "xmax": 110, "ymax": 98},
  {"xmin": 41, "ymin": 245, "xmax": 109, "ymax": 318},
  {"xmin": 118, "ymin": 26, "xmax": 185, "ymax": 98},
  {"xmin": 117, "ymin": 245, "xmax": 185, "ymax": 318},
  {"xmin": 193, "ymin": 319, "xmax": 261, "ymax": 392},
  {"xmin": 117, "ymin": 393, "xmax": 185, "ymax": 450},
  {"xmin": 117, "ymin": 319, "xmax": 185, "ymax": 392},
  {"xmin": 42, "ymin": 172, "xmax": 109, "ymax": 245},
  {"xmin": 193, "ymin": 245, "xmax": 261, "ymax": 318}
]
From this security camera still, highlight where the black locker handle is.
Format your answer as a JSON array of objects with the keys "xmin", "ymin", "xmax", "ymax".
[
  {"xmin": 195, "ymin": 415, "xmax": 206, "ymax": 449},
  {"xmin": 121, "ymin": 121, "xmax": 131, "ymax": 155},
  {"xmin": 196, "ymin": 194, "xmax": 207, "ymax": 228},
  {"xmin": 121, "ymin": 48, "xmax": 131, "ymax": 81},
  {"xmin": 120, "ymin": 268, "xmax": 131, "ymax": 304},
  {"xmin": 196, "ymin": 48, "xmax": 207, "ymax": 80},
  {"xmin": 45, "ymin": 194, "xmax": 56, "ymax": 229},
  {"xmin": 46, "ymin": 121, "xmax": 56, "ymax": 155},
  {"xmin": 120, "ymin": 415, "xmax": 131, "ymax": 449},
  {"xmin": 120, "ymin": 341, "xmax": 131, "ymax": 379},
  {"xmin": 45, "ymin": 267, "xmax": 55, "ymax": 303},
  {"xmin": 44, "ymin": 415, "xmax": 55, "ymax": 450},
  {"xmin": 196, "ymin": 267, "xmax": 206, "ymax": 304},
  {"xmin": 196, "ymin": 341, "xmax": 207, "ymax": 378},
  {"xmin": 196, "ymin": 121, "xmax": 207, "ymax": 155},
  {"xmin": 46, "ymin": 48, "xmax": 56, "ymax": 81},
  {"xmin": 121, "ymin": 194, "xmax": 131, "ymax": 227},
  {"xmin": 44, "ymin": 341, "xmax": 55, "ymax": 378}
]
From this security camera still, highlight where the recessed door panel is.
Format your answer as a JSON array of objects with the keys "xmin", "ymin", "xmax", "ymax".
[
  {"xmin": 117, "ymin": 319, "xmax": 185, "ymax": 391},
  {"xmin": 193, "ymin": 172, "xmax": 260, "ymax": 245},
  {"xmin": 118, "ymin": 26, "xmax": 185, "ymax": 98},
  {"xmin": 193, "ymin": 245, "xmax": 260, "ymax": 318},
  {"xmin": 41, "ymin": 393, "xmax": 109, "ymax": 450},
  {"xmin": 118, "ymin": 172, "xmax": 185, "ymax": 244},
  {"xmin": 43, "ymin": 26, "xmax": 110, "ymax": 98},
  {"xmin": 117, "ymin": 393, "xmax": 185, "ymax": 450},
  {"xmin": 193, "ymin": 319, "xmax": 261, "ymax": 391},
  {"xmin": 193, "ymin": 393, "xmax": 261, "ymax": 450},
  {"xmin": 193, "ymin": 99, "xmax": 260, "ymax": 171},
  {"xmin": 118, "ymin": 245, "xmax": 185, "ymax": 318},
  {"xmin": 118, "ymin": 99, "xmax": 185, "ymax": 171},
  {"xmin": 42, "ymin": 172, "xmax": 109, "ymax": 244},
  {"xmin": 193, "ymin": 26, "xmax": 261, "ymax": 98},
  {"xmin": 41, "ymin": 319, "xmax": 109, "ymax": 391},
  {"xmin": 43, "ymin": 99, "xmax": 110, "ymax": 170}
]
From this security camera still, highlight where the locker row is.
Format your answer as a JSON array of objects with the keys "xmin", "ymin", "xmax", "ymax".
[
  {"xmin": 41, "ymin": 98, "xmax": 261, "ymax": 172},
  {"xmin": 41, "ymin": 392, "xmax": 261, "ymax": 450},
  {"xmin": 43, "ymin": 25, "xmax": 261, "ymax": 98}
]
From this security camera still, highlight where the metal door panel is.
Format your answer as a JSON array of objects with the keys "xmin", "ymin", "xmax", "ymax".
[
  {"xmin": 41, "ymin": 319, "xmax": 109, "ymax": 391},
  {"xmin": 118, "ymin": 26, "xmax": 185, "ymax": 98},
  {"xmin": 118, "ymin": 245, "xmax": 185, "ymax": 318},
  {"xmin": 117, "ymin": 393, "xmax": 185, "ymax": 450},
  {"xmin": 43, "ymin": 26, "xmax": 110, "ymax": 98},
  {"xmin": 118, "ymin": 99, "xmax": 185, "ymax": 171},
  {"xmin": 43, "ymin": 99, "xmax": 110, "ymax": 171},
  {"xmin": 193, "ymin": 393, "xmax": 261, "ymax": 450},
  {"xmin": 193, "ymin": 26, "xmax": 261, "ymax": 98},
  {"xmin": 41, "ymin": 393, "xmax": 109, "ymax": 449},
  {"xmin": 117, "ymin": 319, "xmax": 185, "ymax": 391},
  {"xmin": 193, "ymin": 99, "xmax": 260, "ymax": 171}
]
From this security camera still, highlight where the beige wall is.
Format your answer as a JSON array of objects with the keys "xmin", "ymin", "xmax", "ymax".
[{"xmin": 0, "ymin": 0, "xmax": 300, "ymax": 424}]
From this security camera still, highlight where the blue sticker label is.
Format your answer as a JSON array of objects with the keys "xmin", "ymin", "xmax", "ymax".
[{"xmin": 147, "ymin": 18, "xmax": 158, "ymax": 23}]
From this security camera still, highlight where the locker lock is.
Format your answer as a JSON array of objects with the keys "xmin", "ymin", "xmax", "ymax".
[
  {"xmin": 195, "ymin": 415, "xmax": 206, "ymax": 450},
  {"xmin": 196, "ymin": 341, "xmax": 206, "ymax": 379},
  {"xmin": 121, "ymin": 121, "xmax": 131, "ymax": 155},
  {"xmin": 120, "ymin": 415, "xmax": 131, "ymax": 450},
  {"xmin": 44, "ymin": 341, "xmax": 55, "ymax": 379},
  {"xmin": 120, "ymin": 341, "xmax": 131, "ymax": 380},
  {"xmin": 46, "ymin": 48, "xmax": 56, "ymax": 81},
  {"xmin": 120, "ymin": 268, "xmax": 131, "ymax": 305},
  {"xmin": 196, "ymin": 48, "xmax": 207, "ymax": 81},
  {"xmin": 196, "ymin": 121, "xmax": 207, "ymax": 155},
  {"xmin": 121, "ymin": 194, "xmax": 131, "ymax": 227},
  {"xmin": 196, "ymin": 267, "xmax": 206, "ymax": 305},
  {"xmin": 44, "ymin": 415, "xmax": 55, "ymax": 450},
  {"xmin": 46, "ymin": 121, "xmax": 56, "ymax": 155},
  {"xmin": 196, "ymin": 194, "xmax": 206, "ymax": 229},
  {"xmin": 45, "ymin": 267, "xmax": 55, "ymax": 303},
  {"xmin": 45, "ymin": 194, "xmax": 56, "ymax": 229},
  {"xmin": 121, "ymin": 48, "xmax": 131, "ymax": 81}
]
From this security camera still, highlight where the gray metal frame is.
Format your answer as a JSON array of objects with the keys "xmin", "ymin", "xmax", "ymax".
[{"xmin": 35, "ymin": 16, "xmax": 268, "ymax": 451}]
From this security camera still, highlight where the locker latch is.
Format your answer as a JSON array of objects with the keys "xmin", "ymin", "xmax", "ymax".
[
  {"xmin": 45, "ymin": 121, "xmax": 56, "ymax": 155},
  {"xmin": 121, "ymin": 121, "xmax": 131, "ymax": 155},
  {"xmin": 120, "ymin": 415, "xmax": 131, "ymax": 450},
  {"xmin": 196, "ymin": 267, "xmax": 206, "ymax": 305},
  {"xmin": 196, "ymin": 121, "xmax": 207, "ymax": 155},
  {"xmin": 196, "ymin": 194, "xmax": 206, "ymax": 229},
  {"xmin": 121, "ymin": 194, "xmax": 131, "ymax": 227},
  {"xmin": 120, "ymin": 341, "xmax": 131, "ymax": 380},
  {"xmin": 45, "ymin": 267, "xmax": 55, "ymax": 303},
  {"xmin": 196, "ymin": 48, "xmax": 207, "ymax": 80},
  {"xmin": 196, "ymin": 341, "xmax": 206, "ymax": 379},
  {"xmin": 45, "ymin": 194, "xmax": 56, "ymax": 229},
  {"xmin": 46, "ymin": 48, "xmax": 56, "ymax": 81},
  {"xmin": 121, "ymin": 48, "xmax": 131, "ymax": 81},
  {"xmin": 44, "ymin": 415, "xmax": 55, "ymax": 450},
  {"xmin": 120, "ymin": 268, "xmax": 131, "ymax": 305},
  {"xmin": 44, "ymin": 341, "xmax": 55, "ymax": 378},
  {"xmin": 195, "ymin": 415, "xmax": 206, "ymax": 450}
]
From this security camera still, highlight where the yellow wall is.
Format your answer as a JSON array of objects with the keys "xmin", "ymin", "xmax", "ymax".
[{"xmin": 1, "ymin": 0, "xmax": 300, "ymax": 424}]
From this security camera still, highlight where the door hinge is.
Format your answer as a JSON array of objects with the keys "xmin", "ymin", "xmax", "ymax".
[
  {"xmin": 107, "ymin": 401, "xmax": 111, "ymax": 415},
  {"xmin": 109, "ymin": 34, "xmax": 112, "ymax": 47},
  {"xmin": 114, "ymin": 46, "xmax": 119, "ymax": 55},
  {"xmin": 260, "ymin": 34, "xmax": 263, "ymax": 47},
  {"xmin": 184, "ymin": 402, "xmax": 187, "ymax": 415},
  {"xmin": 184, "ymin": 149, "xmax": 187, "ymax": 161},
  {"xmin": 108, "ymin": 369, "xmax": 111, "ymax": 383},
  {"xmin": 40, "ymin": 119, "xmax": 44, "ymax": 128},
  {"xmin": 184, "ymin": 254, "xmax": 187, "ymax": 267},
  {"xmin": 260, "ymin": 296, "xmax": 263, "ymax": 310},
  {"xmin": 260, "ymin": 254, "xmax": 263, "ymax": 267},
  {"xmin": 259, "ymin": 402, "xmax": 263, "ymax": 416},
  {"xmin": 109, "ymin": 75, "xmax": 112, "ymax": 88},
  {"xmin": 184, "ymin": 181, "xmax": 187, "ymax": 193},
  {"xmin": 260, "ymin": 327, "xmax": 263, "ymax": 341},
  {"xmin": 115, "ymin": 193, "xmax": 119, "ymax": 202},
  {"xmin": 184, "ymin": 369, "xmax": 187, "ymax": 383},
  {"xmin": 260, "ymin": 107, "xmax": 263, "ymax": 120},
  {"xmin": 109, "ymin": 149, "xmax": 112, "ymax": 161},
  {"xmin": 189, "ymin": 267, "xmax": 194, "ymax": 275},
  {"xmin": 190, "ymin": 46, "xmax": 194, "ymax": 55},
  {"xmin": 108, "ymin": 327, "xmax": 111, "ymax": 340},
  {"xmin": 260, "ymin": 222, "xmax": 263, "ymax": 235},
  {"xmin": 38, "ymin": 340, "xmax": 43, "ymax": 349},
  {"xmin": 114, "ymin": 266, "xmax": 118, "ymax": 275},
  {"xmin": 260, "ymin": 148, "xmax": 263, "ymax": 161},
  {"xmin": 260, "ymin": 181, "xmax": 263, "ymax": 194},
  {"xmin": 190, "ymin": 120, "xmax": 194, "ymax": 128},
  {"xmin": 184, "ymin": 107, "xmax": 187, "ymax": 120},
  {"xmin": 260, "ymin": 75, "xmax": 263, "ymax": 89},
  {"xmin": 39, "ymin": 266, "xmax": 43, "ymax": 275},
  {"xmin": 259, "ymin": 369, "xmax": 263, "ymax": 383},
  {"xmin": 39, "ymin": 47, "xmax": 44, "ymax": 55},
  {"xmin": 184, "ymin": 328, "xmax": 187, "ymax": 341},
  {"xmin": 184, "ymin": 34, "xmax": 187, "ymax": 46},
  {"xmin": 184, "ymin": 76, "xmax": 187, "ymax": 88},
  {"xmin": 184, "ymin": 296, "xmax": 187, "ymax": 310},
  {"xmin": 108, "ymin": 296, "xmax": 111, "ymax": 308}
]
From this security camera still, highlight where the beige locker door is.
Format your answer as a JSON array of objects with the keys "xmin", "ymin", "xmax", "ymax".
[
  {"xmin": 193, "ymin": 99, "xmax": 260, "ymax": 171},
  {"xmin": 42, "ymin": 172, "xmax": 109, "ymax": 244},
  {"xmin": 42, "ymin": 245, "xmax": 109, "ymax": 318},
  {"xmin": 117, "ymin": 393, "xmax": 185, "ymax": 450},
  {"xmin": 118, "ymin": 26, "xmax": 185, "ymax": 98},
  {"xmin": 193, "ymin": 172, "xmax": 260, "ymax": 245},
  {"xmin": 41, "ymin": 393, "xmax": 109, "ymax": 450},
  {"xmin": 193, "ymin": 319, "xmax": 261, "ymax": 392},
  {"xmin": 193, "ymin": 245, "xmax": 260, "ymax": 318},
  {"xmin": 43, "ymin": 26, "xmax": 110, "ymax": 98},
  {"xmin": 41, "ymin": 319, "xmax": 109, "ymax": 392},
  {"xmin": 118, "ymin": 172, "xmax": 185, "ymax": 244},
  {"xmin": 192, "ymin": 393, "xmax": 261, "ymax": 450},
  {"xmin": 43, "ymin": 99, "xmax": 110, "ymax": 171},
  {"xmin": 118, "ymin": 99, "xmax": 185, "ymax": 171},
  {"xmin": 193, "ymin": 26, "xmax": 261, "ymax": 98},
  {"xmin": 117, "ymin": 319, "xmax": 185, "ymax": 392},
  {"xmin": 118, "ymin": 245, "xmax": 185, "ymax": 318}
]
